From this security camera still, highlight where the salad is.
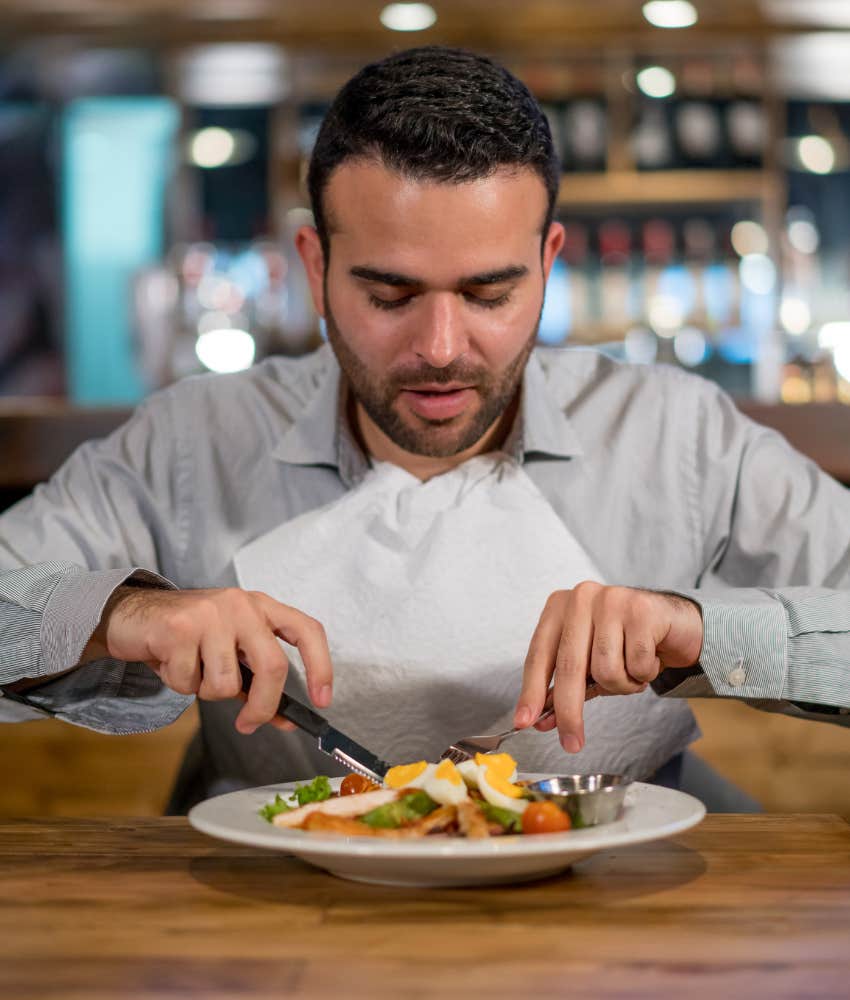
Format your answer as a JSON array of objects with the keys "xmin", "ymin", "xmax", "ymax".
[{"xmin": 259, "ymin": 753, "xmax": 572, "ymax": 838}]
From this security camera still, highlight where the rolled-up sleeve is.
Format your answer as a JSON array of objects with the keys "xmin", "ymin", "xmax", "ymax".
[
  {"xmin": 654, "ymin": 381, "xmax": 850, "ymax": 725},
  {"xmin": 0, "ymin": 391, "xmax": 195, "ymax": 733}
]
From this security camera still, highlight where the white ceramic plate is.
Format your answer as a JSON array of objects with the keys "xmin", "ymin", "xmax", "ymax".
[{"xmin": 188, "ymin": 775, "xmax": 706, "ymax": 887}]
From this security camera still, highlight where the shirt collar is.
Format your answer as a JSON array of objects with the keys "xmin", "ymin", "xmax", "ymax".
[
  {"xmin": 271, "ymin": 344, "xmax": 343, "ymax": 467},
  {"xmin": 513, "ymin": 350, "xmax": 584, "ymax": 462},
  {"xmin": 272, "ymin": 346, "xmax": 582, "ymax": 485}
]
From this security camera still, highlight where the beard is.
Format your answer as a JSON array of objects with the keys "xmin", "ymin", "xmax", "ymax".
[{"xmin": 323, "ymin": 297, "xmax": 540, "ymax": 459}]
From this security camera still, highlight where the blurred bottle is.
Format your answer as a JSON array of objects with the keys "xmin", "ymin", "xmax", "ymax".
[
  {"xmin": 725, "ymin": 99, "xmax": 766, "ymax": 168},
  {"xmin": 674, "ymin": 100, "xmax": 725, "ymax": 168},
  {"xmin": 632, "ymin": 102, "xmax": 674, "ymax": 171},
  {"xmin": 597, "ymin": 219, "xmax": 634, "ymax": 334},
  {"xmin": 539, "ymin": 101, "xmax": 566, "ymax": 169},
  {"xmin": 641, "ymin": 219, "xmax": 678, "ymax": 341},
  {"xmin": 560, "ymin": 221, "xmax": 593, "ymax": 339},
  {"xmin": 704, "ymin": 221, "xmax": 741, "ymax": 336},
  {"xmin": 563, "ymin": 99, "xmax": 607, "ymax": 172},
  {"xmin": 682, "ymin": 217, "xmax": 716, "ymax": 330}
]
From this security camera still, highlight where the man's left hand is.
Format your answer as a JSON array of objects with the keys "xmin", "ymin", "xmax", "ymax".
[{"xmin": 513, "ymin": 581, "xmax": 703, "ymax": 753}]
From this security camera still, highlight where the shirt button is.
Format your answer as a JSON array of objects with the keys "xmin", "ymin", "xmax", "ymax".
[{"xmin": 727, "ymin": 665, "xmax": 747, "ymax": 688}]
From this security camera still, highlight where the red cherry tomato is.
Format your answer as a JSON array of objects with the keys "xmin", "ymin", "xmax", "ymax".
[
  {"xmin": 340, "ymin": 773, "xmax": 379, "ymax": 796},
  {"xmin": 521, "ymin": 801, "xmax": 572, "ymax": 835}
]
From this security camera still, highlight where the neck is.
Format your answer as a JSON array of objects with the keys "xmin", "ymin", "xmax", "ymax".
[{"xmin": 350, "ymin": 394, "xmax": 520, "ymax": 482}]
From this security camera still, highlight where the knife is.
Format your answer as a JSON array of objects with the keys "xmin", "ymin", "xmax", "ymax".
[{"xmin": 238, "ymin": 663, "xmax": 391, "ymax": 783}]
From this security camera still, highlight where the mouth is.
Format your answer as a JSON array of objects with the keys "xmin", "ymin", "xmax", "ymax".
[
  {"xmin": 401, "ymin": 383, "xmax": 473, "ymax": 393},
  {"xmin": 398, "ymin": 385, "xmax": 476, "ymax": 420}
]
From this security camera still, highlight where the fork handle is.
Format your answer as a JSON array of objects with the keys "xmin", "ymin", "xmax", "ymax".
[
  {"xmin": 530, "ymin": 680, "xmax": 596, "ymax": 729},
  {"xmin": 535, "ymin": 686, "xmax": 558, "ymax": 724},
  {"xmin": 533, "ymin": 688, "xmax": 556, "ymax": 726}
]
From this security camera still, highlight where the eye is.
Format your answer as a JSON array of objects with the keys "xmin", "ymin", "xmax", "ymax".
[
  {"xmin": 464, "ymin": 291, "xmax": 513, "ymax": 309},
  {"xmin": 368, "ymin": 293, "xmax": 414, "ymax": 311}
]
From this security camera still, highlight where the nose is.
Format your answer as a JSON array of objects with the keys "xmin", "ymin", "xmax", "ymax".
[{"xmin": 409, "ymin": 292, "xmax": 469, "ymax": 369}]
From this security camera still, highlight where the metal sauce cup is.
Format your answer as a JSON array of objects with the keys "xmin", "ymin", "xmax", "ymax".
[{"xmin": 521, "ymin": 774, "xmax": 632, "ymax": 828}]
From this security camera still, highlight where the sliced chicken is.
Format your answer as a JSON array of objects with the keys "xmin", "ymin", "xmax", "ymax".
[
  {"xmin": 272, "ymin": 788, "xmax": 400, "ymax": 828},
  {"xmin": 457, "ymin": 799, "xmax": 491, "ymax": 839},
  {"xmin": 302, "ymin": 813, "xmax": 385, "ymax": 837},
  {"xmin": 403, "ymin": 804, "xmax": 458, "ymax": 836},
  {"xmin": 303, "ymin": 804, "xmax": 458, "ymax": 839}
]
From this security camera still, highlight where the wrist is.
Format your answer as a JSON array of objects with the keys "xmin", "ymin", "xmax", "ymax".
[{"xmin": 88, "ymin": 584, "xmax": 145, "ymax": 662}]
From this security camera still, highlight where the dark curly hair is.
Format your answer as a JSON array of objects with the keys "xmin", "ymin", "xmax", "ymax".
[{"xmin": 307, "ymin": 46, "xmax": 560, "ymax": 258}]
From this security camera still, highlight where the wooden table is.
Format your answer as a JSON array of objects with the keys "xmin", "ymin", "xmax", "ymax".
[{"xmin": 1, "ymin": 816, "xmax": 849, "ymax": 998}]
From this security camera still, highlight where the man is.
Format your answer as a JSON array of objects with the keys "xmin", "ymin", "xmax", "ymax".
[{"xmin": 1, "ymin": 47, "xmax": 849, "ymax": 814}]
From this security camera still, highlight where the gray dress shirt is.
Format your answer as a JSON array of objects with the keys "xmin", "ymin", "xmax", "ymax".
[{"xmin": 2, "ymin": 345, "xmax": 849, "ymax": 810}]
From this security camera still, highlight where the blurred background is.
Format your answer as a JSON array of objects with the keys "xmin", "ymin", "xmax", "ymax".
[{"xmin": 1, "ymin": 0, "xmax": 849, "ymax": 818}]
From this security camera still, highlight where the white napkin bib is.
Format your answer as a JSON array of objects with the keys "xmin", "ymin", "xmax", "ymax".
[{"xmin": 234, "ymin": 454, "xmax": 696, "ymax": 779}]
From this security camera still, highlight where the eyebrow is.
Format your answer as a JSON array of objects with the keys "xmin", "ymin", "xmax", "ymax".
[{"xmin": 349, "ymin": 265, "xmax": 529, "ymax": 288}]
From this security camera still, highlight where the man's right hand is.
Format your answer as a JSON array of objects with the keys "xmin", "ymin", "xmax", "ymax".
[{"xmin": 88, "ymin": 586, "xmax": 333, "ymax": 735}]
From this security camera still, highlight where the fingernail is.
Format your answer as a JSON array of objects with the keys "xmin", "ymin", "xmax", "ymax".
[
  {"xmin": 562, "ymin": 733, "xmax": 582, "ymax": 754},
  {"xmin": 317, "ymin": 684, "xmax": 332, "ymax": 707},
  {"xmin": 515, "ymin": 706, "xmax": 532, "ymax": 728}
]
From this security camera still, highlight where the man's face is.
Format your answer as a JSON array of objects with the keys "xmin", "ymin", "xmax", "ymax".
[{"xmin": 297, "ymin": 161, "xmax": 564, "ymax": 459}]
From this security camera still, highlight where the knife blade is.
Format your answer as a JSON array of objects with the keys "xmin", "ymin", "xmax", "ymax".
[{"xmin": 238, "ymin": 663, "xmax": 391, "ymax": 783}]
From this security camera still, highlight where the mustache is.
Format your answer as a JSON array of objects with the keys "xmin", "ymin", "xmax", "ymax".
[{"xmin": 388, "ymin": 363, "xmax": 487, "ymax": 388}]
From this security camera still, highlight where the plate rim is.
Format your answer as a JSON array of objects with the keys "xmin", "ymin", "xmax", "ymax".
[{"xmin": 188, "ymin": 775, "xmax": 706, "ymax": 860}]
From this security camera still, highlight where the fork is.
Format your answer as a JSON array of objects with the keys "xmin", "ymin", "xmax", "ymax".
[{"xmin": 440, "ymin": 682, "xmax": 596, "ymax": 764}]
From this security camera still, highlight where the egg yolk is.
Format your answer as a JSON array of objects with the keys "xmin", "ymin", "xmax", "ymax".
[
  {"xmin": 482, "ymin": 766, "xmax": 524, "ymax": 799},
  {"xmin": 474, "ymin": 752, "xmax": 517, "ymax": 778},
  {"xmin": 433, "ymin": 759, "xmax": 463, "ymax": 785},
  {"xmin": 384, "ymin": 761, "xmax": 429, "ymax": 789}
]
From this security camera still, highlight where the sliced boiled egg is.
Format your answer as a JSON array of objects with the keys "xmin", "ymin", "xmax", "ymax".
[
  {"xmin": 477, "ymin": 765, "xmax": 528, "ymax": 815},
  {"xmin": 474, "ymin": 752, "xmax": 518, "ymax": 783},
  {"xmin": 383, "ymin": 761, "xmax": 435, "ymax": 790},
  {"xmin": 457, "ymin": 759, "xmax": 481, "ymax": 788},
  {"xmin": 423, "ymin": 759, "xmax": 469, "ymax": 806}
]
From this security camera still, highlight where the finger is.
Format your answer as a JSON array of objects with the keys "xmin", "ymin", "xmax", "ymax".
[
  {"xmin": 588, "ymin": 619, "xmax": 624, "ymax": 691},
  {"xmin": 536, "ymin": 681, "xmax": 603, "ymax": 730},
  {"xmin": 535, "ymin": 713, "xmax": 558, "ymax": 733},
  {"xmin": 198, "ymin": 635, "xmax": 241, "ymax": 701},
  {"xmin": 234, "ymin": 691, "xmax": 297, "ymax": 732},
  {"xmin": 234, "ymin": 633, "xmax": 289, "ymax": 735},
  {"xmin": 256, "ymin": 595, "xmax": 334, "ymax": 709},
  {"xmin": 553, "ymin": 586, "xmax": 598, "ymax": 753},
  {"xmin": 514, "ymin": 591, "xmax": 569, "ymax": 728},
  {"xmin": 590, "ymin": 620, "xmax": 644, "ymax": 695},
  {"xmin": 160, "ymin": 647, "xmax": 202, "ymax": 696},
  {"xmin": 624, "ymin": 626, "xmax": 662, "ymax": 685},
  {"xmin": 269, "ymin": 716, "xmax": 299, "ymax": 733}
]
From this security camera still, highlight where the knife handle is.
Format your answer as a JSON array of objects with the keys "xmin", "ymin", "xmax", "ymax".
[{"xmin": 238, "ymin": 662, "xmax": 329, "ymax": 739}]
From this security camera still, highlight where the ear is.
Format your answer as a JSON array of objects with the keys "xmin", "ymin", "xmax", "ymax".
[
  {"xmin": 541, "ymin": 221, "xmax": 565, "ymax": 282},
  {"xmin": 294, "ymin": 225, "xmax": 327, "ymax": 318}
]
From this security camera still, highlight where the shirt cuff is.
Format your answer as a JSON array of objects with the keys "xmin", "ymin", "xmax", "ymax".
[
  {"xmin": 39, "ymin": 567, "xmax": 176, "ymax": 678},
  {"xmin": 0, "ymin": 690, "xmax": 52, "ymax": 723},
  {"xmin": 18, "ymin": 659, "xmax": 194, "ymax": 735},
  {"xmin": 672, "ymin": 588, "xmax": 789, "ymax": 700}
]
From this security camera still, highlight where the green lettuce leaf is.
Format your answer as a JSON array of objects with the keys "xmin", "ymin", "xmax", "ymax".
[
  {"xmin": 361, "ymin": 790, "xmax": 438, "ymax": 829},
  {"xmin": 258, "ymin": 794, "xmax": 293, "ymax": 823},
  {"xmin": 479, "ymin": 801, "xmax": 523, "ymax": 834},
  {"xmin": 293, "ymin": 775, "xmax": 333, "ymax": 806}
]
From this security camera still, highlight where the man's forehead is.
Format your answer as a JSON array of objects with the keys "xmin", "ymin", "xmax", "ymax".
[{"xmin": 322, "ymin": 160, "xmax": 549, "ymax": 245}]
